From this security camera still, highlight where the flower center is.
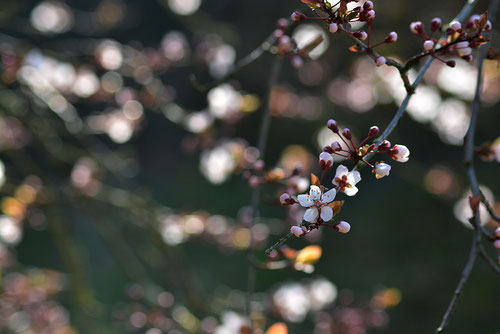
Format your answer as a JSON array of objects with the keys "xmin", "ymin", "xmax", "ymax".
[{"xmin": 335, "ymin": 175, "xmax": 352, "ymax": 192}]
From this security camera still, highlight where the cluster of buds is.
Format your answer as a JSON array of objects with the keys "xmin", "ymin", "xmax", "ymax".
[
  {"xmin": 243, "ymin": 159, "xmax": 302, "ymax": 188},
  {"xmin": 323, "ymin": 119, "xmax": 409, "ymax": 178},
  {"xmin": 273, "ymin": 17, "xmax": 323, "ymax": 68},
  {"xmin": 476, "ymin": 139, "xmax": 500, "ymax": 163},
  {"xmin": 291, "ymin": 0, "xmax": 398, "ymax": 67},
  {"xmin": 410, "ymin": 12, "xmax": 491, "ymax": 66}
]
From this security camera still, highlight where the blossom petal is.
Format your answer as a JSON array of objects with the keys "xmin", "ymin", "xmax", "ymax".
[
  {"xmin": 303, "ymin": 208, "xmax": 319, "ymax": 222},
  {"xmin": 335, "ymin": 165, "xmax": 349, "ymax": 179},
  {"xmin": 321, "ymin": 188, "xmax": 336, "ymax": 204},
  {"xmin": 351, "ymin": 170, "xmax": 361, "ymax": 184},
  {"xmin": 297, "ymin": 194, "xmax": 314, "ymax": 207},
  {"xmin": 309, "ymin": 185, "xmax": 321, "ymax": 201},
  {"xmin": 320, "ymin": 206, "xmax": 333, "ymax": 222},
  {"xmin": 344, "ymin": 185, "xmax": 359, "ymax": 196}
]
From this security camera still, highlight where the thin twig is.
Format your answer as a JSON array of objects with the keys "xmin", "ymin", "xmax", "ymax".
[
  {"xmin": 478, "ymin": 242, "xmax": 500, "ymax": 275},
  {"xmin": 190, "ymin": 29, "xmax": 281, "ymax": 92},
  {"xmin": 481, "ymin": 194, "xmax": 500, "ymax": 223},
  {"xmin": 246, "ymin": 56, "xmax": 283, "ymax": 325}
]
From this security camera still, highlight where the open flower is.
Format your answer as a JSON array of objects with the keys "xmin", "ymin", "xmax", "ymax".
[
  {"xmin": 297, "ymin": 185, "xmax": 336, "ymax": 222},
  {"xmin": 391, "ymin": 145, "xmax": 410, "ymax": 162},
  {"xmin": 374, "ymin": 162, "xmax": 391, "ymax": 179},
  {"xmin": 332, "ymin": 165, "xmax": 361, "ymax": 196}
]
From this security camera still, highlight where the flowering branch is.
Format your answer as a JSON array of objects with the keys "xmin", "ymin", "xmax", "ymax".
[{"xmin": 435, "ymin": 0, "xmax": 499, "ymax": 331}]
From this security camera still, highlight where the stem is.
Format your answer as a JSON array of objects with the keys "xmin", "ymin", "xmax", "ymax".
[
  {"xmin": 246, "ymin": 56, "xmax": 283, "ymax": 325},
  {"xmin": 265, "ymin": 232, "xmax": 294, "ymax": 255}
]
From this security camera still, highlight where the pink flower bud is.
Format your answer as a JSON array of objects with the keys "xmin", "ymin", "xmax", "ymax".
[
  {"xmin": 385, "ymin": 32, "xmax": 398, "ymax": 43},
  {"xmin": 431, "ymin": 17, "xmax": 442, "ymax": 32},
  {"xmin": 365, "ymin": 10, "xmax": 375, "ymax": 22},
  {"xmin": 354, "ymin": 31, "xmax": 368, "ymax": 41},
  {"xmin": 377, "ymin": 140, "xmax": 391, "ymax": 150},
  {"xmin": 423, "ymin": 40, "xmax": 434, "ymax": 51},
  {"xmin": 468, "ymin": 14, "xmax": 480, "ymax": 29},
  {"xmin": 327, "ymin": 119, "xmax": 339, "ymax": 133},
  {"xmin": 363, "ymin": 1, "xmax": 373, "ymax": 10},
  {"xmin": 280, "ymin": 193, "xmax": 296, "ymax": 205},
  {"xmin": 329, "ymin": 22, "xmax": 338, "ymax": 33},
  {"xmin": 368, "ymin": 126, "xmax": 380, "ymax": 138},
  {"xmin": 391, "ymin": 144, "xmax": 410, "ymax": 162},
  {"xmin": 461, "ymin": 54, "xmax": 473, "ymax": 62},
  {"xmin": 450, "ymin": 21, "xmax": 462, "ymax": 31},
  {"xmin": 494, "ymin": 239, "xmax": 500, "ymax": 249},
  {"xmin": 410, "ymin": 21, "xmax": 424, "ymax": 34},
  {"xmin": 485, "ymin": 20, "xmax": 492, "ymax": 31},
  {"xmin": 323, "ymin": 145, "xmax": 335, "ymax": 154},
  {"xmin": 291, "ymin": 226, "xmax": 306, "ymax": 237},
  {"xmin": 374, "ymin": 162, "xmax": 391, "ymax": 179},
  {"xmin": 375, "ymin": 56, "xmax": 386, "ymax": 66},
  {"xmin": 446, "ymin": 60, "xmax": 456, "ymax": 68},
  {"xmin": 334, "ymin": 221, "xmax": 351, "ymax": 233},
  {"xmin": 495, "ymin": 226, "xmax": 500, "ymax": 238},
  {"xmin": 342, "ymin": 128, "xmax": 352, "ymax": 140},
  {"xmin": 253, "ymin": 160, "xmax": 265, "ymax": 172},
  {"xmin": 291, "ymin": 11, "xmax": 306, "ymax": 22},
  {"xmin": 319, "ymin": 152, "xmax": 333, "ymax": 169},
  {"xmin": 331, "ymin": 141, "xmax": 342, "ymax": 152}
]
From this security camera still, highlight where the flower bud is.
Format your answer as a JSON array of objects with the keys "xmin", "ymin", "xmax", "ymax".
[
  {"xmin": 353, "ymin": 31, "xmax": 368, "ymax": 41},
  {"xmin": 461, "ymin": 54, "xmax": 473, "ymax": 62},
  {"xmin": 291, "ymin": 226, "xmax": 306, "ymax": 237},
  {"xmin": 319, "ymin": 152, "xmax": 333, "ymax": 169},
  {"xmin": 467, "ymin": 14, "xmax": 480, "ymax": 29},
  {"xmin": 377, "ymin": 140, "xmax": 391, "ymax": 150},
  {"xmin": 291, "ymin": 11, "xmax": 306, "ymax": 22},
  {"xmin": 450, "ymin": 21, "xmax": 462, "ymax": 31},
  {"xmin": 280, "ymin": 193, "xmax": 296, "ymax": 205},
  {"xmin": 365, "ymin": 10, "xmax": 375, "ymax": 22},
  {"xmin": 431, "ymin": 17, "xmax": 442, "ymax": 32},
  {"xmin": 329, "ymin": 22, "xmax": 338, "ymax": 33},
  {"xmin": 385, "ymin": 32, "xmax": 398, "ymax": 43},
  {"xmin": 253, "ymin": 160, "xmax": 265, "ymax": 172},
  {"xmin": 494, "ymin": 239, "xmax": 500, "ymax": 249},
  {"xmin": 327, "ymin": 119, "xmax": 339, "ymax": 133},
  {"xmin": 375, "ymin": 56, "xmax": 386, "ymax": 66},
  {"xmin": 374, "ymin": 162, "xmax": 391, "ymax": 179},
  {"xmin": 391, "ymin": 144, "xmax": 410, "ymax": 162},
  {"xmin": 410, "ymin": 21, "xmax": 424, "ymax": 34},
  {"xmin": 363, "ymin": 1, "xmax": 373, "ymax": 10},
  {"xmin": 342, "ymin": 128, "xmax": 352, "ymax": 140},
  {"xmin": 495, "ymin": 226, "xmax": 500, "ymax": 238},
  {"xmin": 423, "ymin": 40, "xmax": 434, "ymax": 51},
  {"xmin": 446, "ymin": 60, "xmax": 456, "ymax": 68},
  {"xmin": 368, "ymin": 126, "xmax": 380, "ymax": 138},
  {"xmin": 331, "ymin": 141, "xmax": 342, "ymax": 152},
  {"xmin": 334, "ymin": 221, "xmax": 351, "ymax": 233},
  {"xmin": 323, "ymin": 145, "xmax": 335, "ymax": 154},
  {"xmin": 485, "ymin": 20, "xmax": 492, "ymax": 31}
]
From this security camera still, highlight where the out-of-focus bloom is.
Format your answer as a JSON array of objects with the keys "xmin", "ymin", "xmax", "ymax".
[
  {"xmin": 332, "ymin": 165, "xmax": 361, "ymax": 196},
  {"xmin": 374, "ymin": 162, "xmax": 391, "ymax": 179},
  {"xmin": 391, "ymin": 145, "xmax": 410, "ymax": 162},
  {"xmin": 297, "ymin": 185, "xmax": 336, "ymax": 222}
]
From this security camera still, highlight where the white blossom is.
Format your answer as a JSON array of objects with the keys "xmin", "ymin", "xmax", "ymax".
[
  {"xmin": 297, "ymin": 185, "xmax": 336, "ymax": 222},
  {"xmin": 332, "ymin": 165, "xmax": 361, "ymax": 196},
  {"xmin": 374, "ymin": 162, "xmax": 391, "ymax": 179},
  {"xmin": 392, "ymin": 145, "xmax": 410, "ymax": 162}
]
